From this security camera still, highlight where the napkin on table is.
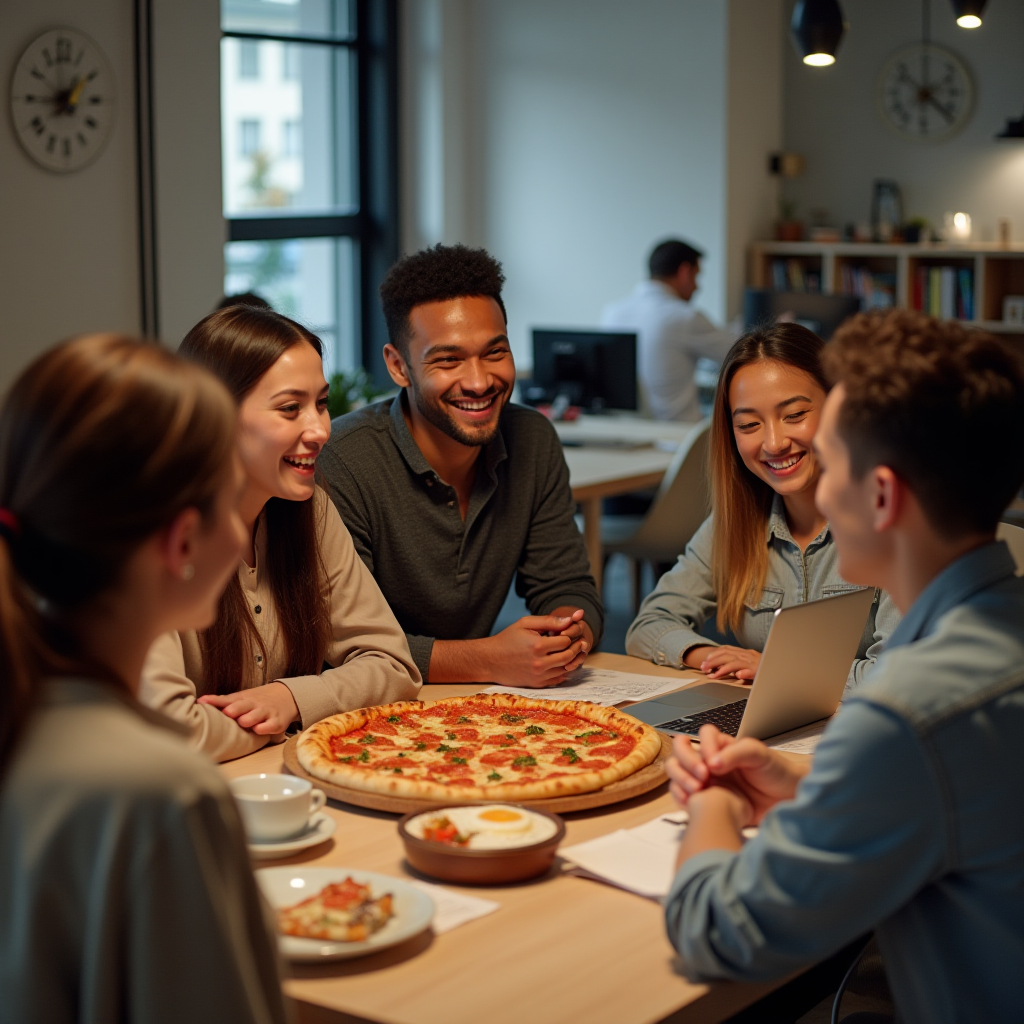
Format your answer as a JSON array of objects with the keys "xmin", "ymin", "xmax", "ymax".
[{"xmin": 408, "ymin": 880, "xmax": 500, "ymax": 934}]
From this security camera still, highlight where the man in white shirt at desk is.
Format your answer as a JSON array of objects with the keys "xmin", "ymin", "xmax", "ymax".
[{"xmin": 602, "ymin": 239, "xmax": 737, "ymax": 422}]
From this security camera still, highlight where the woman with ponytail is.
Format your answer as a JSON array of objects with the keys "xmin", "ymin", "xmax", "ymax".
[
  {"xmin": 0, "ymin": 335, "xmax": 286, "ymax": 1023},
  {"xmin": 626, "ymin": 322, "xmax": 899, "ymax": 690},
  {"xmin": 140, "ymin": 306, "xmax": 420, "ymax": 762}
]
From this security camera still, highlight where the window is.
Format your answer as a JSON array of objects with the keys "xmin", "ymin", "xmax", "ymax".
[
  {"xmin": 282, "ymin": 119, "xmax": 301, "ymax": 158},
  {"xmin": 239, "ymin": 119, "xmax": 261, "ymax": 156},
  {"xmin": 238, "ymin": 39, "xmax": 260, "ymax": 78},
  {"xmin": 220, "ymin": 0, "xmax": 398, "ymax": 380}
]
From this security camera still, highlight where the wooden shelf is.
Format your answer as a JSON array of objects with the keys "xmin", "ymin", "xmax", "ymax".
[{"xmin": 750, "ymin": 242, "xmax": 1024, "ymax": 337}]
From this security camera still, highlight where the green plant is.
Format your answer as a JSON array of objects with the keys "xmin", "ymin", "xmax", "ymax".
[
  {"xmin": 779, "ymin": 199, "xmax": 798, "ymax": 222},
  {"xmin": 327, "ymin": 368, "xmax": 388, "ymax": 419}
]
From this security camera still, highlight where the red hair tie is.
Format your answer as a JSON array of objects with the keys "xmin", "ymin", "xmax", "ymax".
[{"xmin": 0, "ymin": 508, "xmax": 21, "ymax": 537}]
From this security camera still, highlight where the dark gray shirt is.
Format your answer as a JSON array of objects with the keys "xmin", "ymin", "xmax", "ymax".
[{"xmin": 319, "ymin": 395, "xmax": 603, "ymax": 680}]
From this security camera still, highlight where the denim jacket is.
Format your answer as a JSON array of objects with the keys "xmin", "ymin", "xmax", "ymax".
[
  {"xmin": 625, "ymin": 495, "xmax": 900, "ymax": 689},
  {"xmin": 664, "ymin": 541, "xmax": 1024, "ymax": 1024}
]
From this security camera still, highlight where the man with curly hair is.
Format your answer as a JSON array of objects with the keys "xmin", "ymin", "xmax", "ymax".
[
  {"xmin": 318, "ymin": 244, "xmax": 603, "ymax": 686},
  {"xmin": 662, "ymin": 310, "xmax": 1024, "ymax": 1023}
]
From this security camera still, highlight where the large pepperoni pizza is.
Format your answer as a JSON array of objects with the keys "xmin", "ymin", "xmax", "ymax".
[{"xmin": 296, "ymin": 693, "xmax": 662, "ymax": 801}]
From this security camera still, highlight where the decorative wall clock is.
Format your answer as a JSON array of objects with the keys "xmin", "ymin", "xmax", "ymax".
[
  {"xmin": 876, "ymin": 44, "xmax": 973, "ymax": 143},
  {"xmin": 9, "ymin": 27, "xmax": 116, "ymax": 172}
]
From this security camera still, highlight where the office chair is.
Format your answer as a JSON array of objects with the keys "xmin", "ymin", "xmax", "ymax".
[
  {"xmin": 996, "ymin": 521, "xmax": 1024, "ymax": 575},
  {"xmin": 601, "ymin": 421, "xmax": 711, "ymax": 610}
]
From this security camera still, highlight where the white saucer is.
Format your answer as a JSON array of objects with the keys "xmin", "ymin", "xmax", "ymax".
[{"xmin": 248, "ymin": 813, "xmax": 336, "ymax": 859}]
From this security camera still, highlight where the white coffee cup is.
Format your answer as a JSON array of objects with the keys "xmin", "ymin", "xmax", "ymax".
[{"xmin": 230, "ymin": 773, "xmax": 326, "ymax": 842}]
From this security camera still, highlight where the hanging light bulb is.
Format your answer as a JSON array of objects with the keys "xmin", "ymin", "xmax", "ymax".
[
  {"xmin": 791, "ymin": 0, "xmax": 847, "ymax": 67},
  {"xmin": 950, "ymin": 1, "xmax": 987, "ymax": 28}
]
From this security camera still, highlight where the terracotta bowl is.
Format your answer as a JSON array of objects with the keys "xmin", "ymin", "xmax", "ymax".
[{"xmin": 398, "ymin": 804, "xmax": 566, "ymax": 885}]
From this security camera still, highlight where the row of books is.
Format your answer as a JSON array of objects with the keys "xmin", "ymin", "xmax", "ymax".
[
  {"xmin": 912, "ymin": 266, "xmax": 974, "ymax": 320},
  {"xmin": 770, "ymin": 259, "xmax": 821, "ymax": 293},
  {"xmin": 839, "ymin": 266, "xmax": 896, "ymax": 309}
]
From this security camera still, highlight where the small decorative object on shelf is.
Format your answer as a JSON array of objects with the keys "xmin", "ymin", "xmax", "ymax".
[
  {"xmin": 902, "ymin": 218, "xmax": 929, "ymax": 245},
  {"xmin": 776, "ymin": 200, "xmax": 804, "ymax": 242},
  {"xmin": 1004, "ymin": 297, "xmax": 1024, "ymax": 327},
  {"xmin": 871, "ymin": 180, "xmax": 903, "ymax": 243}
]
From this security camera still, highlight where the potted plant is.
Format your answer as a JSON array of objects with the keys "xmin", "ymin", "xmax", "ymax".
[
  {"xmin": 776, "ymin": 200, "xmax": 804, "ymax": 242},
  {"xmin": 327, "ymin": 368, "xmax": 390, "ymax": 420}
]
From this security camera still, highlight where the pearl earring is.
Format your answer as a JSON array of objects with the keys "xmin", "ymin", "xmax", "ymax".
[{"xmin": 182, "ymin": 564, "xmax": 194, "ymax": 581}]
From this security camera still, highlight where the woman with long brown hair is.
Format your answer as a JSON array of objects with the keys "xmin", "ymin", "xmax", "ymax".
[
  {"xmin": 140, "ymin": 305, "xmax": 420, "ymax": 761},
  {"xmin": 626, "ymin": 322, "xmax": 898, "ymax": 687},
  {"xmin": 0, "ymin": 335, "xmax": 286, "ymax": 1022}
]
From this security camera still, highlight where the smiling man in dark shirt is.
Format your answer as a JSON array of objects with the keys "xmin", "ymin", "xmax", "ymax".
[{"xmin": 318, "ymin": 244, "xmax": 603, "ymax": 685}]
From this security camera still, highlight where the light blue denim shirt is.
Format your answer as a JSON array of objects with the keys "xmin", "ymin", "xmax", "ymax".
[
  {"xmin": 664, "ymin": 541, "xmax": 1024, "ymax": 1024},
  {"xmin": 625, "ymin": 495, "xmax": 900, "ymax": 689}
]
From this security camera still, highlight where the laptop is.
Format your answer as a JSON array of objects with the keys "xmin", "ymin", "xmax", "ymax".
[{"xmin": 628, "ymin": 587, "xmax": 876, "ymax": 740}]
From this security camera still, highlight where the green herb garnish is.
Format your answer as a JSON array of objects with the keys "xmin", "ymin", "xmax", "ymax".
[
  {"xmin": 512, "ymin": 755, "xmax": 537, "ymax": 768},
  {"xmin": 358, "ymin": 749, "xmax": 370, "ymax": 763},
  {"xmin": 437, "ymin": 743, "xmax": 454, "ymax": 753},
  {"xmin": 456, "ymin": 716, "xmax": 471, "ymax": 724},
  {"xmin": 392, "ymin": 768, "xmax": 403, "ymax": 773},
  {"xmin": 488, "ymin": 771, "xmax": 502, "ymax": 781},
  {"xmin": 387, "ymin": 715, "xmax": 402, "ymax": 723},
  {"xmin": 415, "ymin": 742, "xmax": 427, "ymax": 751},
  {"xmin": 450, "ymin": 756, "xmax": 468, "ymax": 765},
  {"xmin": 576, "ymin": 730, "xmax": 602, "ymax": 741},
  {"xmin": 524, "ymin": 725, "xmax": 545, "ymax": 735},
  {"xmin": 446, "ymin": 732, "xmax": 458, "ymax": 740},
  {"xmin": 504, "ymin": 733, "xmax": 515, "ymax": 740},
  {"xmin": 561, "ymin": 747, "xmax": 579, "ymax": 764},
  {"xmin": 397, "ymin": 752, "xmax": 406, "ymax": 757},
  {"xmin": 358, "ymin": 734, "xmax": 376, "ymax": 744},
  {"xmin": 500, "ymin": 713, "xmax": 526, "ymax": 724},
  {"xmin": 338, "ymin": 755, "xmax": 353, "ymax": 762}
]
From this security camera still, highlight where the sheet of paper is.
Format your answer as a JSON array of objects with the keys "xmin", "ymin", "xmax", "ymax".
[
  {"xmin": 767, "ymin": 719, "xmax": 829, "ymax": 754},
  {"xmin": 409, "ymin": 880, "xmax": 500, "ymax": 934},
  {"xmin": 560, "ymin": 813, "xmax": 757, "ymax": 901},
  {"xmin": 482, "ymin": 667, "xmax": 696, "ymax": 706}
]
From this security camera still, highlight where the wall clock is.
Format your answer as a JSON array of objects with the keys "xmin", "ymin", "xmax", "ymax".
[
  {"xmin": 876, "ymin": 44, "xmax": 973, "ymax": 143},
  {"xmin": 9, "ymin": 27, "xmax": 116, "ymax": 173}
]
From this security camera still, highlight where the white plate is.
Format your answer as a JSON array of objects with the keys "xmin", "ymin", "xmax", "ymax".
[
  {"xmin": 248, "ymin": 813, "xmax": 336, "ymax": 859},
  {"xmin": 256, "ymin": 867, "xmax": 435, "ymax": 961}
]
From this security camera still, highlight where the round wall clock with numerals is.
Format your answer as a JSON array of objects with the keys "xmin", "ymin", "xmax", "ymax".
[
  {"xmin": 9, "ymin": 27, "xmax": 116, "ymax": 173},
  {"xmin": 875, "ymin": 44, "xmax": 973, "ymax": 143}
]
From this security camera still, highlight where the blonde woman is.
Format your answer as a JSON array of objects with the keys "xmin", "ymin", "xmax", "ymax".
[{"xmin": 626, "ymin": 322, "xmax": 898, "ymax": 688}]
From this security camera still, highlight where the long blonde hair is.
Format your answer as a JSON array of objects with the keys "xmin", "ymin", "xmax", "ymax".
[{"xmin": 710, "ymin": 323, "xmax": 829, "ymax": 633}]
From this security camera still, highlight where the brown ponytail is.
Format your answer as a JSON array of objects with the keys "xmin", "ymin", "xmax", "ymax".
[
  {"xmin": 179, "ymin": 306, "xmax": 332, "ymax": 692},
  {"xmin": 710, "ymin": 322, "xmax": 830, "ymax": 632},
  {"xmin": 0, "ymin": 334, "xmax": 236, "ymax": 773}
]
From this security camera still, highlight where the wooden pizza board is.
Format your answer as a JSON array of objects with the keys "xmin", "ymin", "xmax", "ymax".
[{"xmin": 281, "ymin": 732, "xmax": 672, "ymax": 815}]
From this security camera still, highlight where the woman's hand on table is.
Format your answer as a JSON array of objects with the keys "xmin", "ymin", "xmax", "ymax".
[
  {"xmin": 198, "ymin": 681, "xmax": 300, "ymax": 735},
  {"xmin": 666, "ymin": 724, "xmax": 807, "ymax": 826},
  {"xmin": 684, "ymin": 645, "xmax": 761, "ymax": 681}
]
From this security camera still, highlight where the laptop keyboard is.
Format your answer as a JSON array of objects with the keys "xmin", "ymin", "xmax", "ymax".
[{"xmin": 658, "ymin": 699, "xmax": 748, "ymax": 737}]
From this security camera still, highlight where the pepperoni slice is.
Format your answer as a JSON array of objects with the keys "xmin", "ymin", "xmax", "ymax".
[
  {"xmin": 366, "ymin": 719, "xmax": 399, "ymax": 736},
  {"xmin": 375, "ymin": 756, "xmax": 415, "ymax": 769},
  {"xmin": 330, "ymin": 741, "xmax": 364, "ymax": 756}
]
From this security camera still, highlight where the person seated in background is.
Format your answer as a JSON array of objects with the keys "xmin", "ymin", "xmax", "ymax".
[
  {"xmin": 627, "ymin": 322, "xmax": 898, "ymax": 687},
  {"xmin": 141, "ymin": 306, "xmax": 420, "ymax": 762},
  {"xmin": 217, "ymin": 290, "xmax": 272, "ymax": 311},
  {"xmin": 319, "ymin": 244, "xmax": 603, "ymax": 686},
  {"xmin": 0, "ymin": 335, "xmax": 286, "ymax": 1023},
  {"xmin": 601, "ymin": 238, "xmax": 738, "ymax": 422},
  {"xmin": 664, "ymin": 311, "xmax": 1024, "ymax": 1024}
]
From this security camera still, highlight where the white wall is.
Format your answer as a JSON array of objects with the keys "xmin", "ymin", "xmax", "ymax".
[
  {"xmin": 0, "ymin": 0, "xmax": 224, "ymax": 390},
  {"xmin": 782, "ymin": 0, "xmax": 1024, "ymax": 241},
  {"xmin": 401, "ymin": 0, "xmax": 783, "ymax": 368},
  {"xmin": 0, "ymin": 0, "xmax": 141, "ymax": 388}
]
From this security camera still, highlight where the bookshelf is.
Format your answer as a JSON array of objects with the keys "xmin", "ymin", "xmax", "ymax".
[{"xmin": 749, "ymin": 242, "xmax": 1024, "ymax": 339}]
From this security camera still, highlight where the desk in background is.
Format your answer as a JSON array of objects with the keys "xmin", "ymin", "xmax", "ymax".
[
  {"xmin": 222, "ymin": 652, "xmax": 800, "ymax": 1024},
  {"xmin": 557, "ymin": 416, "xmax": 700, "ymax": 591}
]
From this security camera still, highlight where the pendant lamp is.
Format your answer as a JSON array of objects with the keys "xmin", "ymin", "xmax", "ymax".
[
  {"xmin": 950, "ymin": 0, "xmax": 987, "ymax": 28},
  {"xmin": 790, "ymin": 0, "xmax": 847, "ymax": 66}
]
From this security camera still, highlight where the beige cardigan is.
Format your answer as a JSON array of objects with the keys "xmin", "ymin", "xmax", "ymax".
[
  {"xmin": 0, "ymin": 678, "xmax": 287, "ymax": 1023},
  {"xmin": 141, "ymin": 490, "xmax": 421, "ymax": 761}
]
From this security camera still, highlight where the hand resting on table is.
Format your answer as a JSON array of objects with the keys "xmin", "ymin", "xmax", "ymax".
[{"xmin": 198, "ymin": 680, "xmax": 300, "ymax": 735}]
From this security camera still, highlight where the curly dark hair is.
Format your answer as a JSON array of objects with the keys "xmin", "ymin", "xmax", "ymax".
[
  {"xmin": 825, "ymin": 309, "xmax": 1024, "ymax": 538},
  {"xmin": 379, "ymin": 244, "xmax": 507, "ymax": 355}
]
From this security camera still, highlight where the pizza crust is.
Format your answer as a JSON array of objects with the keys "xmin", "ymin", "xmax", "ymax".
[{"xmin": 296, "ymin": 694, "xmax": 662, "ymax": 801}]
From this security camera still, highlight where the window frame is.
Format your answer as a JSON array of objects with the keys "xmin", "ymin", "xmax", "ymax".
[{"xmin": 221, "ymin": 0, "xmax": 398, "ymax": 382}]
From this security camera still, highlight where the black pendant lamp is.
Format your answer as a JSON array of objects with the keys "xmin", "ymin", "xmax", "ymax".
[
  {"xmin": 950, "ymin": 0, "xmax": 987, "ymax": 28},
  {"xmin": 996, "ymin": 107, "xmax": 1024, "ymax": 140},
  {"xmin": 791, "ymin": 0, "xmax": 847, "ymax": 66}
]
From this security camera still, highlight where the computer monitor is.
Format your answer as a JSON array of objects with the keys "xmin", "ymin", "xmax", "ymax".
[
  {"xmin": 526, "ymin": 329, "xmax": 638, "ymax": 413},
  {"xmin": 743, "ymin": 289, "xmax": 861, "ymax": 340}
]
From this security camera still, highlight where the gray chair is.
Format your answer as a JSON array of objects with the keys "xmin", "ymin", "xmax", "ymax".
[
  {"xmin": 601, "ymin": 421, "xmax": 711, "ymax": 610},
  {"xmin": 996, "ymin": 521, "xmax": 1024, "ymax": 575}
]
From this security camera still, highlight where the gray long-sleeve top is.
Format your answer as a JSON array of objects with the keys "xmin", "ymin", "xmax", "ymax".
[
  {"xmin": 625, "ymin": 496, "xmax": 899, "ymax": 689},
  {"xmin": 663, "ymin": 541, "xmax": 1024, "ymax": 1024},
  {"xmin": 319, "ymin": 395, "xmax": 603, "ymax": 680}
]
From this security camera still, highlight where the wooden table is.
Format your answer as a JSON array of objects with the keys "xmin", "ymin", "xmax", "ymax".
[
  {"xmin": 222, "ymin": 653, "xmax": 794, "ymax": 1024},
  {"xmin": 559, "ymin": 417, "xmax": 700, "ymax": 591}
]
